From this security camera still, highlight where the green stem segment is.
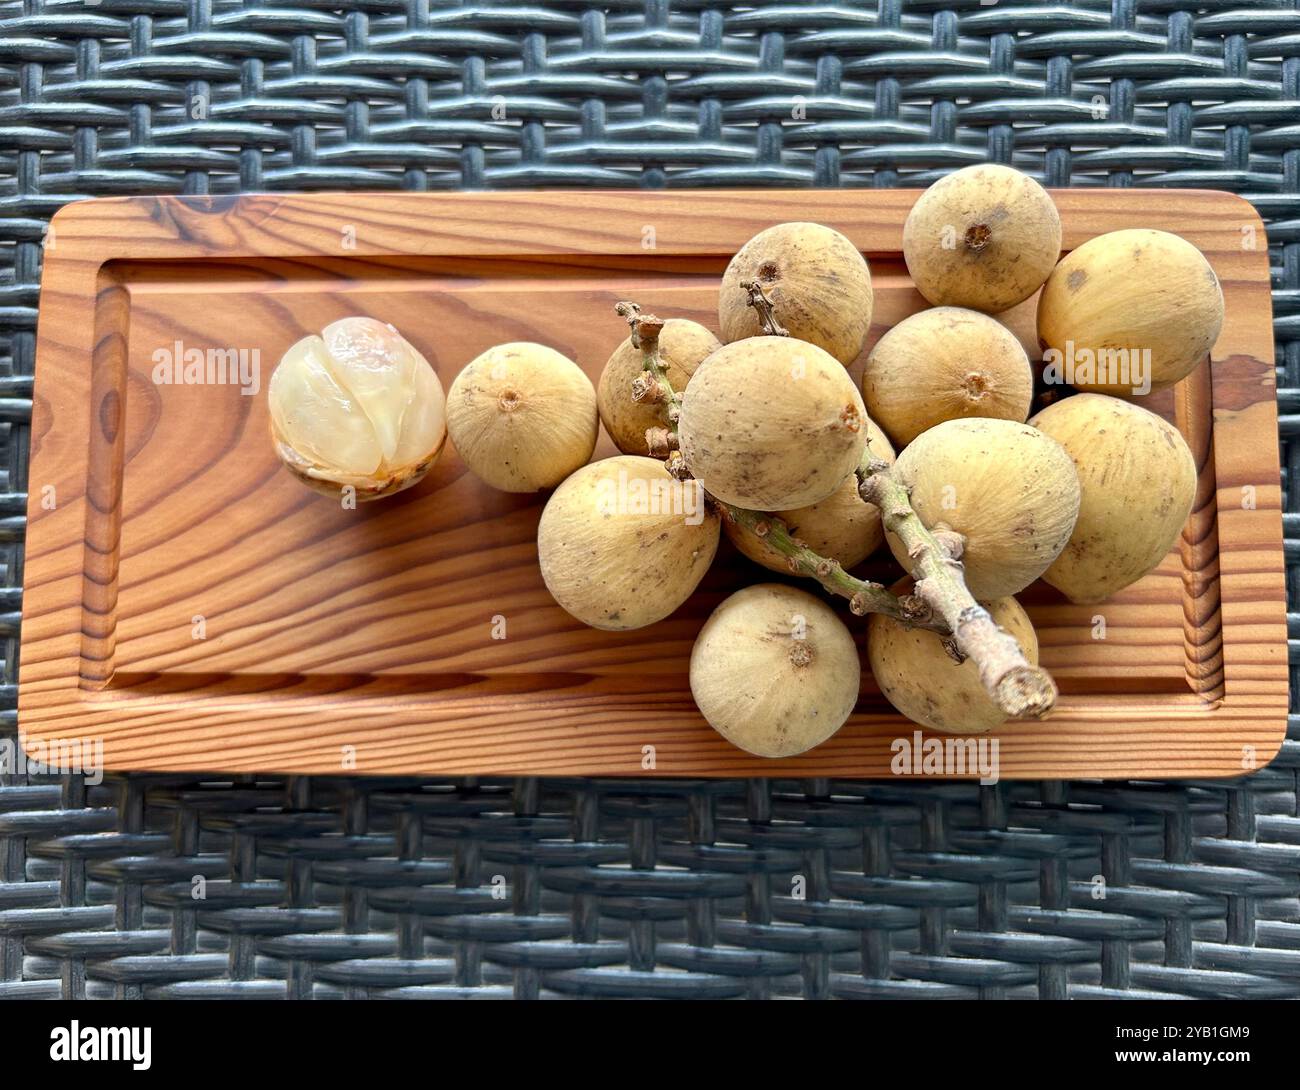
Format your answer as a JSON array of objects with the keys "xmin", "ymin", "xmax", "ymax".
[
  {"xmin": 719, "ymin": 503, "xmax": 938, "ymax": 627},
  {"xmin": 856, "ymin": 451, "xmax": 1058, "ymax": 720}
]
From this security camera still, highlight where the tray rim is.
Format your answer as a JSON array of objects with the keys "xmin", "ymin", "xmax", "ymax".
[{"xmin": 18, "ymin": 187, "xmax": 1289, "ymax": 779}]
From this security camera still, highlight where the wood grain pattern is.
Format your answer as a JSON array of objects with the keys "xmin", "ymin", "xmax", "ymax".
[{"xmin": 19, "ymin": 189, "xmax": 1287, "ymax": 778}]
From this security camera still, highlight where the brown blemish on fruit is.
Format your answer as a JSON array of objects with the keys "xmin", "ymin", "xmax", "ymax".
[
  {"xmin": 788, "ymin": 642, "xmax": 814, "ymax": 668},
  {"xmin": 1067, "ymin": 268, "xmax": 1087, "ymax": 292},
  {"xmin": 964, "ymin": 223, "xmax": 992, "ymax": 251}
]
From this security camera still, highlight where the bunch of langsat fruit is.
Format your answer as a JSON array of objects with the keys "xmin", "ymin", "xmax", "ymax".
[{"xmin": 266, "ymin": 164, "xmax": 1224, "ymax": 760}]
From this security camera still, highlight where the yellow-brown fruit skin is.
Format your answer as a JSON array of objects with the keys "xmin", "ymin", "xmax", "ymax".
[
  {"xmin": 678, "ymin": 336, "xmax": 868, "ymax": 510},
  {"xmin": 1037, "ymin": 228, "xmax": 1224, "ymax": 396},
  {"xmin": 869, "ymin": 596, "xmax": 1037, "ymax": 734},
  {"xmin": 886, "ymin": 417, "xmax": 1081, "ymax": 599},
  {"xmin": 718, "ymin": 222, "xmax": 874, "ymax": 366},
  {"xmin": 537, "ymin": 455, "xmax": 720, "ymax": 631},
  {"xmin": 447, "ymin": 342, "xmax": 598, "ymax": 492},
  {"xmin": 1030, "ymin": 393, "xmax": 1196, "ymax": 604},
  {"xmin": 597, "ymin": 319, "xmax": 720, "ymax": 455},
  {"xmin": 903, "ymin": 164, "xmax": 1062, "ymax": 313},
  {"xmin": 690, "ymin": 584, "xmax": 861, "ymax": 758},
  {"xmin": 862, "ymin": 306, "xmax": 1033, "ymax": 446},
  {"xmin": 723, "ymin": 419, "xmax": 896, "ymax": 573}
]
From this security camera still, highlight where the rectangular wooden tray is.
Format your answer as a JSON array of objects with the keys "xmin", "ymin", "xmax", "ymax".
[{"xmin": 20, "ymin": 189, "xmax": 1287, "ymax": 778}]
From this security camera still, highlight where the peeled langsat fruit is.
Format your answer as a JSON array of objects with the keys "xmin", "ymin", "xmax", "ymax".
[{"xmin": 269, "ymin": 316, "xmax": 446, "ymax": 501}]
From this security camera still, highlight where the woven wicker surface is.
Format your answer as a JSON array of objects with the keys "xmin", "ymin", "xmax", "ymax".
[{"xmin": 1, "ymin": 0, "xmax": 1298, "ymax": 1000}]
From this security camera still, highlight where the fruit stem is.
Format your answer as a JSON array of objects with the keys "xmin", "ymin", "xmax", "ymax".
[
  {"xmin": 719, "ymin": 503, "xmax": 942, "ymax": 628},
  {"xmin": 739, "ymin": 280, "xmax": 790, "ymax": 337},
  {"xmin": 616, "ymin": 301, "xmax": 691, "ymax": 478},
  {"xmin": 855, "ymin": 449, "xmax": 1058, "ymax": 720}
]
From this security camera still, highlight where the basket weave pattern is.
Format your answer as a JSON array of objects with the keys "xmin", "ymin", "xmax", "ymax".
[{"xmin": 0, "ymin": 0, "xmax": 1297, "ymax": 999}]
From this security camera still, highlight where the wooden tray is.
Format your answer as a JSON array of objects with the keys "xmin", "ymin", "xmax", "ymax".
[{"xmin": 20, "ymin": 189, "xmax": 1287, "ymax": 779}]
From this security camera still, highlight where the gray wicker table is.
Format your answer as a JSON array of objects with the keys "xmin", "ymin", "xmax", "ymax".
[{"xmin": 1, "ymin": 0, "xmax": 1297, "ymax": 1000}]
